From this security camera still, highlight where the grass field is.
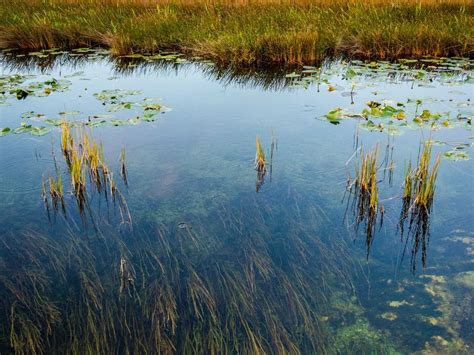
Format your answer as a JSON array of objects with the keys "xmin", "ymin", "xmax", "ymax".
[{"xmin": 0, "ymin": 0, "xmax": 472, "ymax": 65}]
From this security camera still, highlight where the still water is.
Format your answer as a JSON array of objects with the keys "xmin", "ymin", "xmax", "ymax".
[{"xmin": 0, "ymin": 52, "xmax": 473, "ymax": 354}]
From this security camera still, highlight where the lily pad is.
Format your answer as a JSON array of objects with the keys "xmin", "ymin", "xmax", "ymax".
[
  {"xmin": 30, "ymin": 126, "xmax": 51, "ymax": 136},
  {"xmin": 0, "ymin": 127, "xmax": 11, "ymax": 136},
  {"xmin": 444, "ymin": 150, "xmax": 470, "ymax": 161},
  {"xmin": 13, "ymin": 123, "xmax": 32, "ymax": 134}
]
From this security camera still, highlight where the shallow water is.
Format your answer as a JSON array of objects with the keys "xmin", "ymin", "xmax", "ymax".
[{"xmin": 1, "ymin": 52, "xmax": 473, "ymax": 353}]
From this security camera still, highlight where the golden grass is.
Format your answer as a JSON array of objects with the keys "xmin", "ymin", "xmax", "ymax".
[
  {"xmin": 413, "ymin": 142, "xmax": 441, "ymax": 209},
  {"xmin": 355, "ymin": 145, "xmax": 379, "ymax": 211},
  {"xmin": 255, "ymin": 136, "xmax": 266, "ymax": 172},
  {"xmin": 399, "ymin": 140, "xmax": 441, "ymax": 272},
  {"xmin": 0, "ymin": 0, "xmax": 472, "ymax": 65}
]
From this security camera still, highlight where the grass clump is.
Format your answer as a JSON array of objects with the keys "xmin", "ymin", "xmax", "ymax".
[
  {"xmin": 0, "ymin": 0, "xmax": 472, "ymax": 66},
  {"xmin": 49, "ymin": 121, "xmax": 130, "ymax": 224},
  {"xmin": 399, "ymin": 140, "xmax": 441, "ymax": 273},
  {"xmin": 347, "ymin": 145, "xmax": 383, "ymax": 258},
  {"xmin": 413, "ymin": 142, "xmax": 441, "ymax": 209}
]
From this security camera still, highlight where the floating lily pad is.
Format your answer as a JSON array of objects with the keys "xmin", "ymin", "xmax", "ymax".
[
  {"xmin": 444, "ymin": 150, "xmax": 470, "ymax": 161},
  {"xmin": 30, "ymin": 126, "xmax": 51, "ymax": 136},
  {"xmin": 13, "ymin": 123, "xmax": 32, "ymax": 134},
  {"xmin": 0, "ymin": 127, "xmax": 11, "ymax": 136},
  {"xmin": 14, "ymin": 89, "xmax": 30, "ymax": 100},
  {"xmin": 44, "ymin": 119, "xmax": 62, "ymax": 126},
  {"xmin": 107, "ymin": 102, "xmax": 134, "ymax": 112}
]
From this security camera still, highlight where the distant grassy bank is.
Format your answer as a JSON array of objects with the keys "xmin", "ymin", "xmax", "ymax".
[{"xmin": 0, "ymin": 0, "xmax": 472, "ymax": 66}]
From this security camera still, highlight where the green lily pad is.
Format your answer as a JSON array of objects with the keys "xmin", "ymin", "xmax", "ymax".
[
  {"xmin": 14, "ymin": 89, "xmax": 30, "ymax": 100},
  {"xmin": 325, "ymin": 108, "xmax": 343, "ymax": 124},
  {"xmin": 59, "ymin": 111, "xmax": 81, "ymax": 116},
  {"xmin": 444, "ymin": 150, "xmax": 470, "ymax": 161},
  {"xmin": 13, "ymin": 123, "xmax": 32, "ymax": 134},
  {"xmin": 44, "ymin": 119, "xmax": 62, "ymax": 126},
  {"xmin": 30, "ymin": 126, "xmax": 51, "ymax": 136},
  {"xmin": 143, "ymin": 104, "xmax": 161, "ymax": 111},
  {"xmin": 107, "ymin": 102, "xmax": 134, "ymax": 112},
  {"xmin": 0, "ymin": 127, "xmax": 11, "ymax": 136},
  {"xmin": 88, "ymin": 120, "xmax": 109, "ymax": 127}
]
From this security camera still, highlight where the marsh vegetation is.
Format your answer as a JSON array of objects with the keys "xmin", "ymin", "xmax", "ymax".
[{"xmin": 0, "ymin": 0, "xmax": 472, "ymax": 66}]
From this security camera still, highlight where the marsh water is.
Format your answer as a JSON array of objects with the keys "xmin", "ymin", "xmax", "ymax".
[{"xmin": 0, "ymin": 51, "xmax": 473, "ymax": 354}]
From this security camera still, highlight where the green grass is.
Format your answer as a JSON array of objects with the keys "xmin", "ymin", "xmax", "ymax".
[{"xmin": 0, "ymin": 0, "xmax": 472, "ymax": 66}]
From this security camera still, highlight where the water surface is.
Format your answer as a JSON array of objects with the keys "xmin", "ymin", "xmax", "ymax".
[{"xmin": 1, "ymin": 52, "xmax": 473, "ymax": 353}]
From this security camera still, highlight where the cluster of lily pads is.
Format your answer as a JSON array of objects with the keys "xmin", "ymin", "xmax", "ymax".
[
  {"xmin": 3, "ymin": 47, "xmax": 108, "ymax": 59},
  {"xmin": 1, "ymin": 47, "xmax": 215, "ymax": 68},
  {"xmin": 285, "ymin": 59, "xmax": 474, "ymax": 161},
  {"xmin": 323, "ymin": 99, "xmax": 471, "ymax": 131},
  {"xmin": 321, "ymin": 99, "xmax": 473, "ymax": 161},
  {"xmin": 0, "ymin": 73, "xmax": 71, "ymax": 104},
  {"xmin": 0, "ymin": 72, "xmax": 171, "ymax": 137},
  {"xmin": 286, "ymin": 57, "xmax": 473, "ymax": 89}
]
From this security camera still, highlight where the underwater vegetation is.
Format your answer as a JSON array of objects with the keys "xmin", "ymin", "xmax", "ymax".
[
  {"xmin": 0, "ymin": 196, "xmax": 358, "ymax": 354},
  {"xmin": 0, "ymin": 0, "xmax": 472, "ymax": 66},
  {"xmin": 399, "ymin": 140, "xmax": 441, "ymax": 273}
]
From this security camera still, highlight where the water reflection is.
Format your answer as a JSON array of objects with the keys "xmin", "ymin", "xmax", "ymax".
[
  {"xmin": 1, "ymin": 50, "xmax": 473, "ymax": 353},
  {"xmin": 0, "ymin": 52, "xmax": 292, "ymax": 90}
]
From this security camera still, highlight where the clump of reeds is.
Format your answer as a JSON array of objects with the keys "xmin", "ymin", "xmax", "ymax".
[
  {"xmin": 399, "ymin": 141, "xmax": 441, "ymax": 273},
  {"xmin": 412, "ymin": 142, "xmax": 441, "ymax": 210},
  {"xmin": 347, "ymin": 145, "xmax": 383, "ymax": 258},
  {"xmin": 49, "ymin": 174, "xmax": 65, "ymax": 211},
  {"xmin": 60, "ymin": 119, "xmax": 73, "ymax": 156},
  {"xmin": 42, "ymin": 171, "xmax": 66, "ymax": 219},
  {"xmin": 50, "ymin": 121, "xmax": 131, "ymax": 224}
]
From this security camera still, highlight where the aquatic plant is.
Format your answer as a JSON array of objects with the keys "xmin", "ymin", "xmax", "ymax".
[
  {"xmin": 346, "ymin": 145, "xmax": 382, "ymax": 258},
  {"xmin": 413, "ymin": 142, "xmax": 441, "ymax": 209},
  {"xmin": 48, "ymin": 174, "xmax": 65, "ymax": 212},
  {"xmin": 255, "ymin": 136, "xmax": 266, "ymax": 172},
  {"xmin": 399, "ymin": 140, "xmax": 441, "ymax": 273},
  {"xmin": 255, "ymin": 136, "xmax": 267, "ymax": 192},
  {"xmin": 43, "ymin": 123, "xmax": 131, "ymax": 225},
  {"xmin": 60, "ymin": 119, "xmax": 73, "ymax": 155}
]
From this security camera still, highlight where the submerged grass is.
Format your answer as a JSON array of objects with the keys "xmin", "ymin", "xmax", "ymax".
[
  {"xmin": 0, "ymin": 0, "xmax": 472, "ymax": 66},
  {"xmin": 0, "ymin": 194, "xmax": 356, "ymax": 354}
]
